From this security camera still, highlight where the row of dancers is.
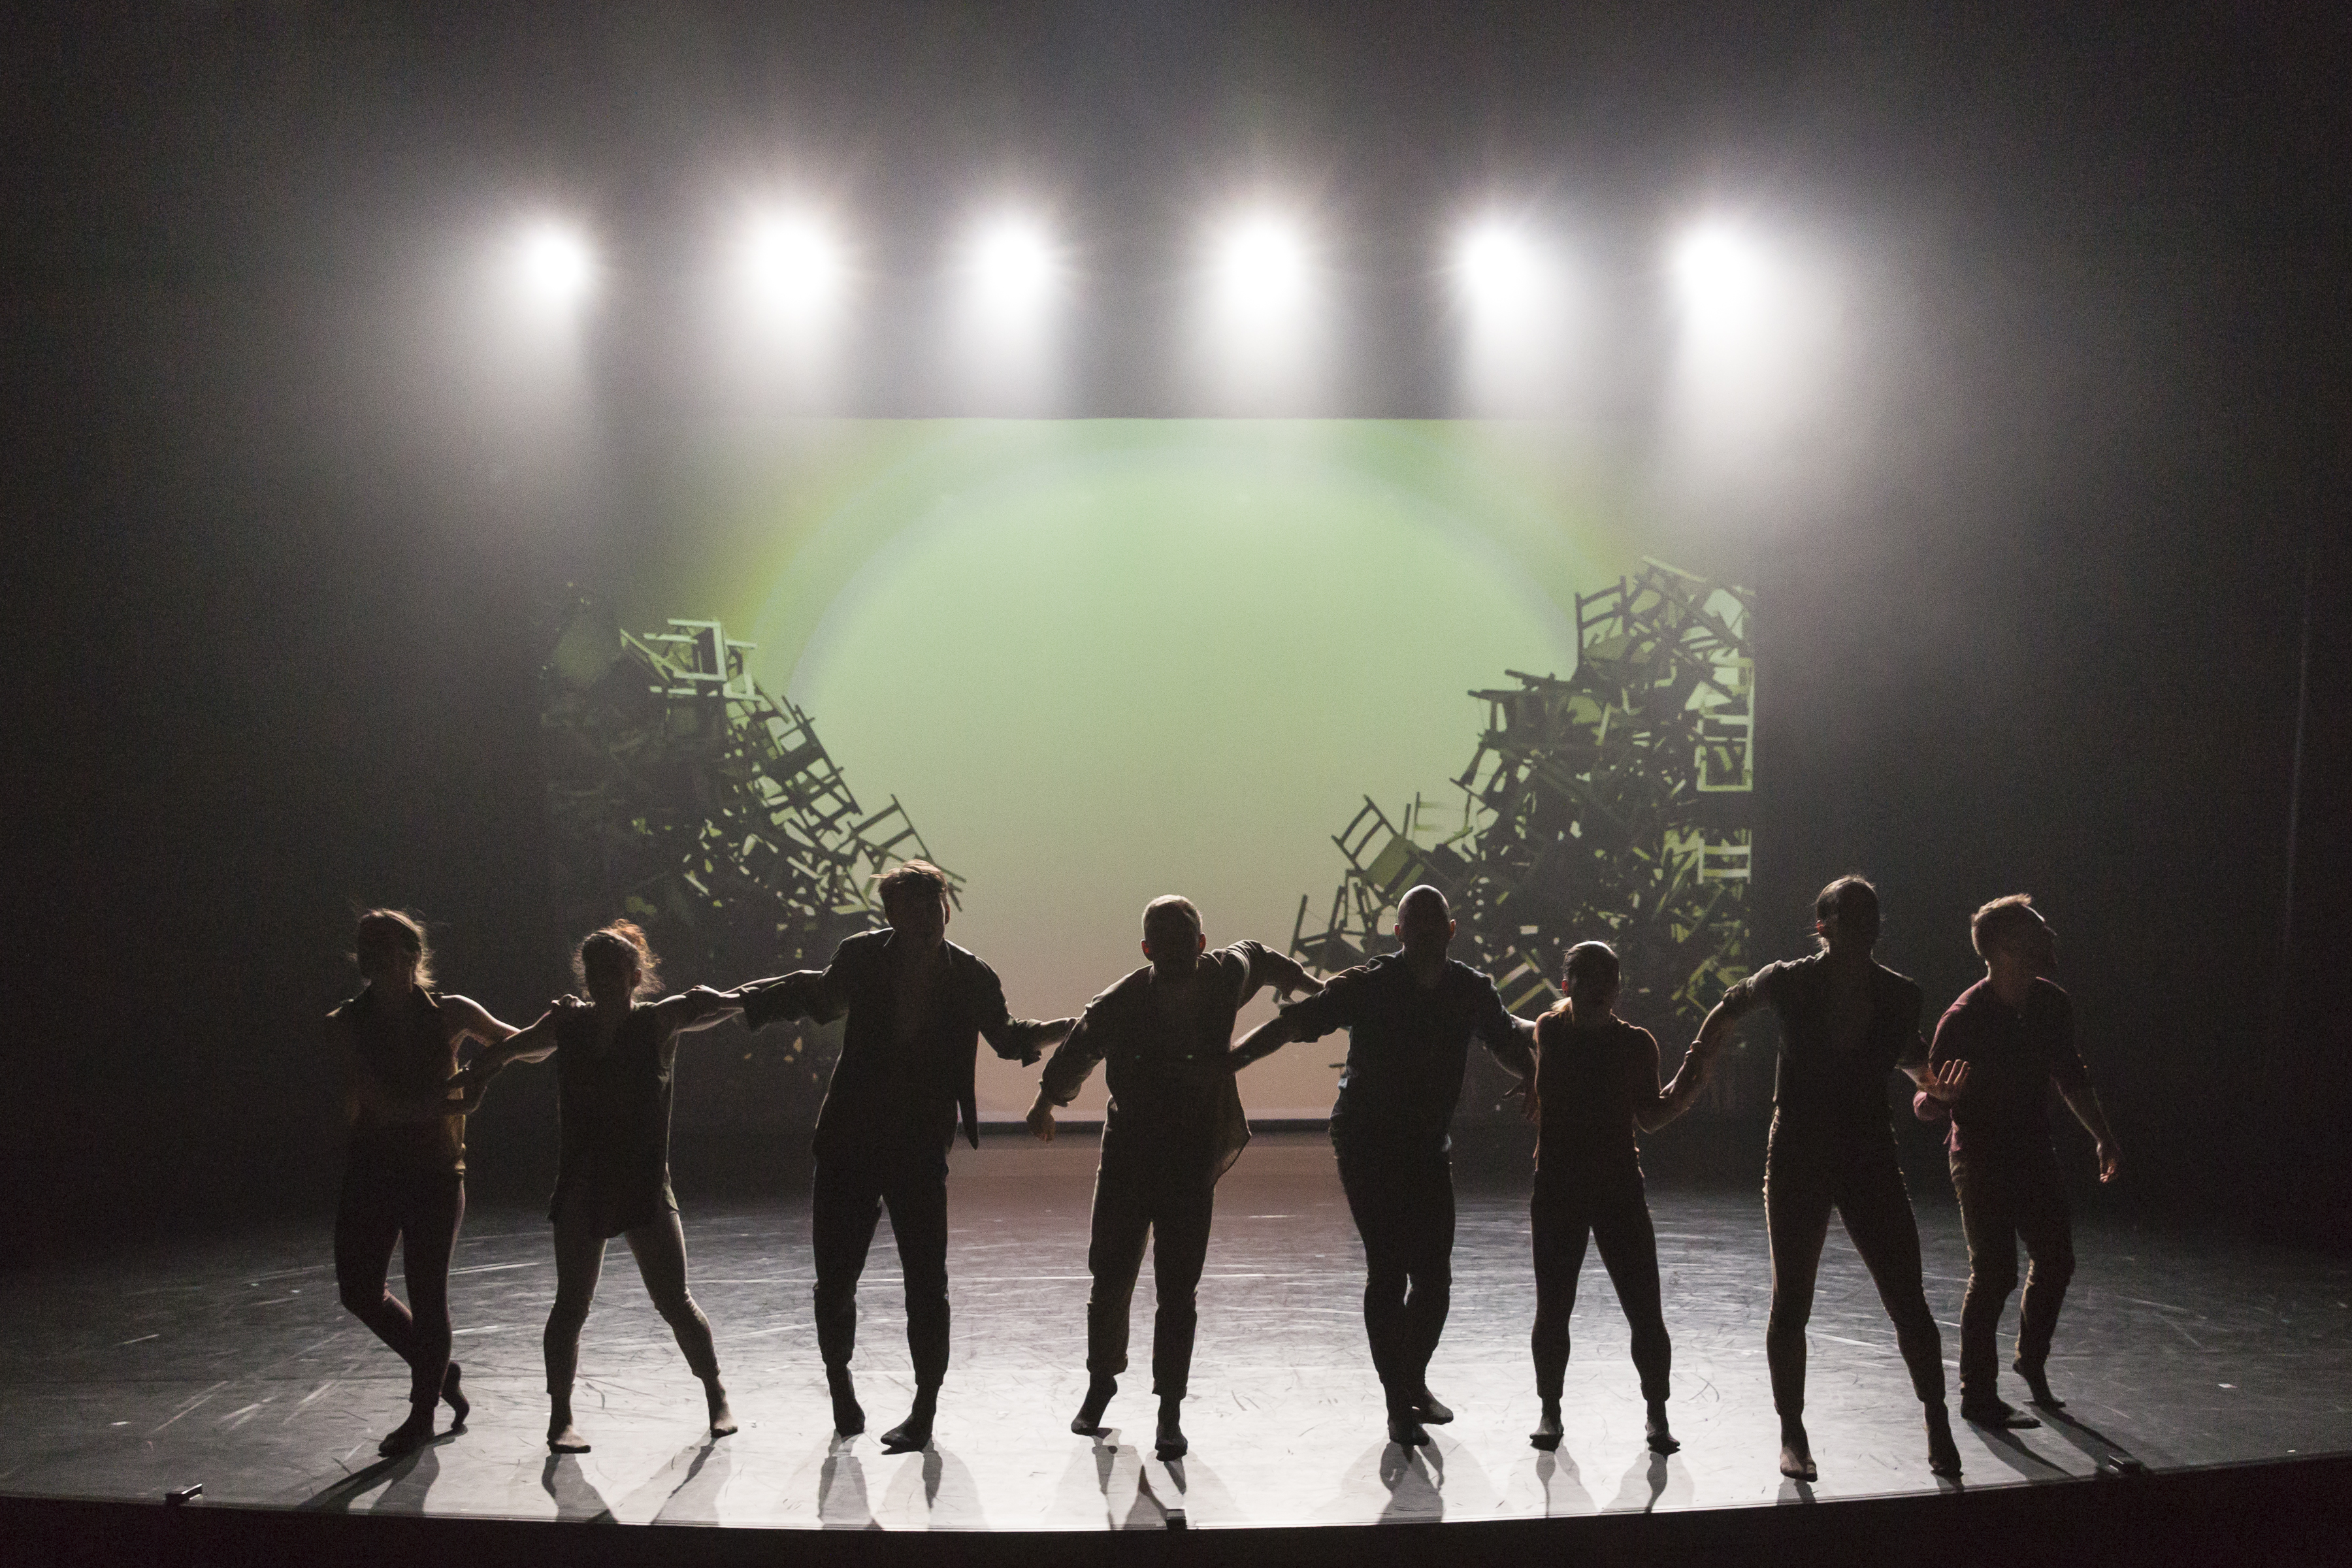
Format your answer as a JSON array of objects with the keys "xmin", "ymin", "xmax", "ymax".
[{"xmin": 331, "ymin": 866, "xmax": 2116, "ymax": 1481}]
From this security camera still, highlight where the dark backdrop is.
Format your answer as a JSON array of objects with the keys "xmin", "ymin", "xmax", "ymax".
[{"xmin": 5, "ymin": 1, "xmax": 2347, "ymax": 1263}]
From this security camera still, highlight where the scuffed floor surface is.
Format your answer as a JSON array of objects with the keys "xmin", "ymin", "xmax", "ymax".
[{"xmin": 3, "ymin": 1134, "xmax": 2346, "ymax": 1530}]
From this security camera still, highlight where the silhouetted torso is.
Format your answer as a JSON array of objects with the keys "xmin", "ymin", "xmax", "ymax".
[
  {"xmin": 551, "ymin": 1004, "xmax": 675, "ymax": 1238},
  {"xmin": 336, "ymin": 985, "xmax": 464, "ymax": 1177}
]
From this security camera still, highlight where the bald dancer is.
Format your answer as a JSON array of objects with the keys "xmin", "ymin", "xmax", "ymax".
[{"xmin": 1230, "ymin": 885, "xmax": 1536, "ymax": 1447}]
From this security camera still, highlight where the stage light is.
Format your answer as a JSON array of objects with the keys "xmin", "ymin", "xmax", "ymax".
[
  {"xmin": 513, "ymin": 220, "xmax": 595, "ymax": 312},
  {"xmin": 1191, "ymin": 204, "xmax": 1327, "ymax": 410},
  {"xmin": 1454, "ymin": 219, "xmax": 1543, "ymax": 315},
  {"xmin": 743, "ymin": 208, "xmax": 849, "ymax": 314},
  {"xmin": 1450, "ymin": 214, "xmax": 1576, "ymax": 415},
  {"xmin": 1212, "ymin": 210, "xmax": 1311, "ymax": 309},
  {"xmin": 1673, "ymin": 221, "xmax": 1769, "ymax": 323},
  {"xmin": 966, "ymin": 214, "xmax": 1061, "ymax": 313}
]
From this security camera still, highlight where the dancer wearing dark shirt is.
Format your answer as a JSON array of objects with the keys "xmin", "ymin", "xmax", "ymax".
[
  {"xmin": 1230, "ymin": 885, "xmax": 1535, "ymax": 1448},
  {"xmin": 737, "ymin": 861, "xmax": 1073, "ymax": 1451},
  {"xmin": 329, "ymin": 909, "xmax": 520, "ymax": 1456},
  {"xmin": 463, "ymin": 921, "xmax": 744, "ymax": 1452},
  {"xmin": 1693, "ymin": 875, "xmax": 1968, "ymax": 1481},
  {"xmin": 1026, "ymin": 896, "xmax": 1321, "ymax": 1460},
  {"xmin": 1526, "ymin": 941, "xmax": 1721, "ymax": 1455},
  {"xmin": 1915, "ymin": 894, "xmax": 2119, "ymax": 1425}
]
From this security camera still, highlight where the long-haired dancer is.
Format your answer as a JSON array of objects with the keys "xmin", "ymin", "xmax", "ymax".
[
  {"xmin": 328, "ymin": 909, "xmax": 522, "ymax": 1456},
  {"xmin": 460, "ymin": 921, "xmax": 744, "ymax": 1452},
  {"xmin": 1524, "ymin": 941, "xmax": 1720, "ymax": 1454}
]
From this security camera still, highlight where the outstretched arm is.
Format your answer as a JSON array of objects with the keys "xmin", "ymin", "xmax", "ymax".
[
  {"xmin": 655, "ymin": 984, "xmax": 745, "ymax": 1036},
  {"xmin": 1635, "ymin": 1030, "xmax": 1719, "ymax": 1133},
  {"xmin": 737, "ymin": 970, "xmax": 838, "ymax": 1032},
  {"xmin": 1228, "ymin": 1011, "xmax": 1303, "ymax": 1071}
]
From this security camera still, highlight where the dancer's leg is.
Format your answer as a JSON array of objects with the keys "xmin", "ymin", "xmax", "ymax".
[
  {"xmin": 1147, "ymin": 1174, "xmax": 1215, "ymax": 1460},
  {"xmin": 878, "ymin": 1154, "xmax": 950, "ymax": 1451},
  {"xmin": 1590, "ymin": 1179, "xmax": 1674, "ymax": 1452},
  {"xmin": 810, "ymin": 1154, "xmax": 885, "ymax": 1435},
  {"xmin": 1763, "ymin": 1141, "xmax": 1835, "ymax": 1479},
  {"xmin": 2012, "ymin": 1152, "xmax": 2076, "ymax": 1407},
  {"xmin": 544, "ymin": 1198, "xmax": 608, "ymax": 1452},
  {"xmin": 1951, "ymin": 1149, "xmax": 2029, "ymax": 1422},
  {"xmin": 624, "ymin": 1209, "xmax": 733, "ymax": 1435},
  {"xmin": 1527, "ymin": 1174, "xmax": 1592, "ymax": 1450},
  {"xmin": 376, "ymin": 1175, "xmax": 465, "ymax": 1454},
  {"xmin": 1838, "ymin": 1146, "xmax": 1959, "ymax": 1475}
]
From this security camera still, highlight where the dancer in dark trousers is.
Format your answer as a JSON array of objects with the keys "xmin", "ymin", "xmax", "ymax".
[
  {"xmin": 1694, "ymin": 875, "xmax": 1970, "ymax": 1480},
  {"xmin": 327, "ymin": 909, "xmax": 521, "ymax": 1455},
  {"xmin": 1916, "ymin": 894, "xmax": 2119, "ymax": 1426},
  {"xmin": 1230, "ymin": 885, "xmax": 1535, "ymax": 1448},
  {"xmin": 738, "ymin": 861, "xmax": 1073, "ymax": 1451},
  {"xmin": 1026, "ymin": 896, "xmax": 1322, "ymax": 1460},
  {"xmin": 461, "ymin": 921, "xmax": 744, "ymax": 1452},
  {"xmin": 1526, "ymin": 941, "xmax": 1722, "ymax": 1454}
]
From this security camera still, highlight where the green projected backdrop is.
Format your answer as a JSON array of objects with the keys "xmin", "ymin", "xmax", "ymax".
[{"xmin": 549, "ymin": 421, "xmax": 1747, "ymax": 1124}]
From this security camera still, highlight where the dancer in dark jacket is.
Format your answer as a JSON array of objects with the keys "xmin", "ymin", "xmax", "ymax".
[
  {"xmin": 737, "ymin": 861, "xmax": 1073, "ymax": 1451},
  {"xmin": 1026, "ymin": 895, "xmax": 1321, "ymax": 1459},
  {"xmin": 1230, "ymin": 885, "xmax": 1536, "ymax": 1447}
]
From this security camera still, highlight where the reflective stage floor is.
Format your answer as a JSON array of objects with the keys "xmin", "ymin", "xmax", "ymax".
[{"xmin": 3, "ymin": 1134, "xmax": 2347, "ymax": 1541}]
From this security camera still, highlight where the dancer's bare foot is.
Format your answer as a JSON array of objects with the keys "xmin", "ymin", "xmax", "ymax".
[
  {"xmin": 1645, "ymin": 1399, "xmax": 1680, "ymax": 1455},
  {"xmin": 1387, "ymin": 1407, "xmax": 1431, "ymax": 1448},
  {"xmin": 2015, "ymin": 1359, "xmax": 2066, "ymax": 1409},
  {"xmin": 1530, "ymin": 1398, "xmax": 1563, "ymax": 1451},
  {"xmin": 440, "ymin": 1362, "xmax": 469, "ymax": 1429},
  {"xmin": 705, "ymin": 1379, "xmax": 738, "ymax": 1438},
  {"xmin": 879, "ymin": 1386, "xmax": 937, "ymax": 1453},
  {"xmin": 1073, "ymin": 1375, "xmax": 1115, "ymax": 1436},
  {"xmin": 378, "ymin": 1409, "xmax": 436, "ymax": 1458},
  {"xmin": 1926, "ymin": 1404, "xmax": 1963, "ymax": 1477},
  {"xmin": 1778, "ymin": 1419, "xmax": 1817, "ymax": 1481},
  {"xmin": 1961, "ymin": 1396, "xmax": 2040, "ymax": 1430},
  {"xmin": 1154, "ymin": 1398, "xmax": 1188, "ymax": 1461},
  {"xmin": 826, "ymin": 1367, "xmax": 865, "ymax": 1437},
  {"xmin": 547, "ymin": 1404, "xmax": 591, "ymax": 1453}
]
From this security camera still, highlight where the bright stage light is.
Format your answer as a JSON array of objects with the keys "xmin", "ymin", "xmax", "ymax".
[
  {"xmin": 1213, "ymin": 210, "xmax": 1311, "ymax": 307},
  {"xmin": 1454, "ymin": 220, "xmax": 1543, "ymax": 313},
  {"xmin": 966, "ymin": 214, "xmax": 1061, "ymax": 312},
  {"xmin": 1192, "ymin": 205, "xmax": 1326, "ymax": 410},
  {"xmin": 743, "ymin": 209, "xmax": 849, "ymax": 312},
  {"xmin": 514, "ymin": 220, "xmax": 596, "ymax": 310},
  {"xmin": 1673, "ymin": 221, "xmax": 1769, "ymax": 322},
  {"xmin": 1450, "ymin": 215, "xmax": 1576, "ymax": 415}
]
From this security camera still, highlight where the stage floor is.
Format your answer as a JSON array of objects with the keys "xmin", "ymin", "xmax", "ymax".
[{"xmin": 2, "ymin": 1133, "xmax": 2346, "ymax": 1531}]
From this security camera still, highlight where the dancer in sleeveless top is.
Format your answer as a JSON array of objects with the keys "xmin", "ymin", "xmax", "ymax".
[
  {"xmin": 1524, "ymin": 941, "xmax": 1720, "ymax": 1454},
  {"xmin": 459, "ymin": 921, "xmax": 744, "ymax": 1452},
  {"xmin": 327, "ymin": 909, "xmax": 524, "ymax": 1456},
  {"xmin": 1026, "ymin": 895, "xmax": 1321, "ymax": 1460},
  {"xmin": 1691, "ymin": 875, "xmax": 1970, "ymax": 1481}
]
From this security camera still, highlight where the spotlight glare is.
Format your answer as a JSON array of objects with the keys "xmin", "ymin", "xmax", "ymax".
[
  {"xmin": 745, "ymin": 210, "xmax": 847, "ymax": 308},
  {"xmin": 968, "ymin": 215, "xmax": 1059, "ymax": 309},
  {"xmin": 516, "ymin": 221, "xmax": 595, "ymax": 306},
  {"xmin": 1215, "ymin": 211, "xmax": 1309, "ymax": 301},
  {"xmin": 1456, "ymin": 220, "xmax": 1540, "ymax": 308},
  {"xmin": 1673, "ymin": 222, "xmax": 1765, "ymax": 311}
]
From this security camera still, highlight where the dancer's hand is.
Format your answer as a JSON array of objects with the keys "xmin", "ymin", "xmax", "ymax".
[
  {"xmin": 2095, "ymin": 1139, "xmax": 2120, "ymax": 1183},
  {"xmin": 1918, "ymin": 1059, "xmax": 1971, "ymax": 1104},
  {"xmin": 1025, "ymin": 1092, "xmax": 1056, "ymax": 1143},
  {"xmin": 551, "ymin": 993, "xmax": 589, "ymax": 1015}
]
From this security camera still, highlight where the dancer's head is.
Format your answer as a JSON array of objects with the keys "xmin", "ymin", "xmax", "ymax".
[
  {"xmin": 1560, "ymin": 940, "xmax": 1623, "ymax": 1014},
  {"xmin": 875, "ymin": 859, "xmax": 953, "ymax": 947},
  {"xmin": 1971, "ymin": 892, "xmax": 2054, "ymax": 977},
  {"xmin": 1141, "ymin": 895, "xmax": 1205, "ymax": 972},
  {"xmin": 1393, "ymin": 885, "xmax": 1455, "ymax": 962},
  {"xmin": 574, "ymin": 920, "xmax": 661, "ymax": 1005},
  {"xmin": 353, "ymin": 908, "xmax": 432, "ymax": 991},
  {"xmin": 1812, "ymin": 874, "xmax": 1881, "ymax": 954}
]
